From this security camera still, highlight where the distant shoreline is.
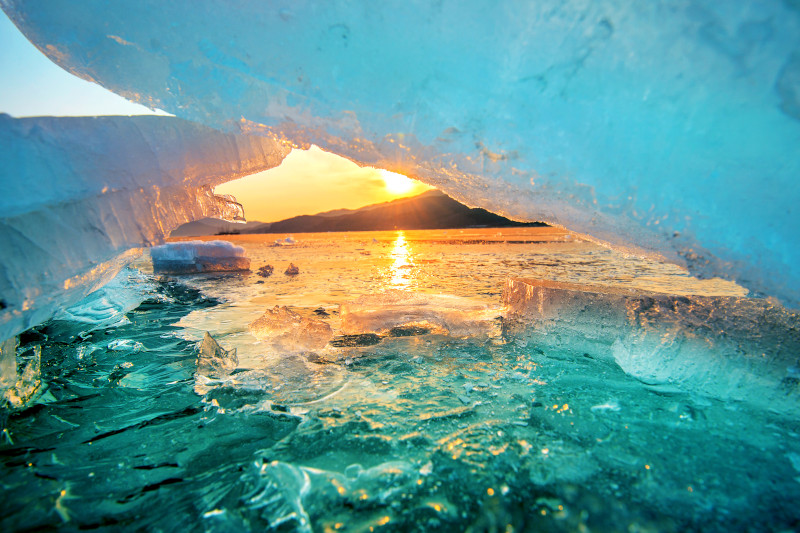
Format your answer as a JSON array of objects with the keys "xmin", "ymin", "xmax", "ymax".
[
  {"xmin": 229, "ymin": 222, "xmax": 547, "ymax": 236},
  {"xmin": 167, "ymin": 227, "xmax": 572, "ymax": 246},
  {"xmin": 172, "ymin": 190, "xmax": 546, "ymax": 238}
]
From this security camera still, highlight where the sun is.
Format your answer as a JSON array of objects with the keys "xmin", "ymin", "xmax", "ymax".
[{"xmin": 380, "ymin": 169, "xmax": 416, "ymax": 195}]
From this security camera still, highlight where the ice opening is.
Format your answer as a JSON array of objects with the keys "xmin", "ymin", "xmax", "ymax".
[
  {"xmin": 2, "ymin": 1, "xmax": 800, "ymax": 531},
  {"xmin": 5, "ymin": 0, "xmax": 800, "ymax": 307}
]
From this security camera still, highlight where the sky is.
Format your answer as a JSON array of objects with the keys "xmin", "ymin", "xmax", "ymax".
[
  {"xmin": 0, "ymin": 9, "xmax": 433, "ymax": 221},
  {"xmin": 215, "ymin": 148, "xmax": 432, "ymax": 222},
  {"xmin": 0, "ymin": 11, "xmax": 160, "ymax": 116}
]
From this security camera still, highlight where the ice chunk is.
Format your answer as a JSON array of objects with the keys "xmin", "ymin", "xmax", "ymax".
[
  {"xmin": 3, "ymin": 2, "xmax": 799, "ymax": 307},
  {"xmin": 503, "ymin": 278, "xmax": 800, "ymax": 413},
  {"xmin": 196, "ymin": 332, "xmax": 238, "ymax": 378},
  {"xmin": 256, "ymin": 265, "xmax": 274, "ymax": 278},
  {"xmin": 194, "ymin": 351, "xmax": 347, "ymax": 408},
  {"xmin": 2, "ymin": 344, "xmax": 42, "ymax": 409},
  {"xmin": 0, "ymin": 337, "xmax": 17, "ymax": 392},
  {"xmin": 0, "ymin": 114, "xmax": 290, "ymax": 343},
  {"xmin": 249, "ymin": 306, "xmax": 333, "ymax": 353},
  {"xmin": 151, "ymin": 240, "xmax": 250, "ymax": 274},
  {"xmin": 340, "ymin": 291, "xmax": 501, "ymax": 338}
]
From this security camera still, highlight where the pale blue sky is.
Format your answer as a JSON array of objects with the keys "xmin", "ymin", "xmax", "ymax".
[{"xmin": 0, "ymin": 9, "xmax": 158, "ymax": 117}]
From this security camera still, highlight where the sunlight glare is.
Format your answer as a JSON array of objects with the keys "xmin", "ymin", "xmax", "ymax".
[
  {"xmin": 380, "ymin": 169, "xmax": 416, "ymax": 195},
  {"xmin": 389, "ymin": 231, "xmax": 415, "ymax": 289}
]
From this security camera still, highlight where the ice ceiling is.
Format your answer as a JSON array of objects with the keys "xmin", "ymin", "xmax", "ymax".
[{"xmin": 1, "ymin": 0, "xmax": 800, "ymax": 340}]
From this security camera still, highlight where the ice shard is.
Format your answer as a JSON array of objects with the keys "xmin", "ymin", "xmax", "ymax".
[
  {"xmin": 249, "ymin": 306, "xmax": 333, "ymax": 353},
  {"xmin": 3, "ymin": 1, "xmax": 799, "ymax": 307},
  {"xmin": 0, "ymin": 114, "xmax": 290, "ymax": 343},
  {"xmin": 0, "ymin": 335, "xmax": 42, "ymax": 410},
  {"xmin": 0, "ymin": 337, "xmax": 17, "ymax": 393},
  {"xmin": 196, "ymin": 331, "xmax": 238, "ymax": 378}
]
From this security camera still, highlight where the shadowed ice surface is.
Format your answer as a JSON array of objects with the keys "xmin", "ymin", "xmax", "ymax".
[{"xmin": 1, "ymin": 229, "xmax": 798, "ymax": 531}]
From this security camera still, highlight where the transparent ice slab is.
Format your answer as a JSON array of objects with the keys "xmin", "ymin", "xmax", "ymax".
[
  {"xmin": 503, "ymin": 277, "xmax": 800, "ymax": 413},
  {"xmin": 340, "ymin": 290, "xmax": 503, "ymax": 338},
  {"xmin": 54, "ymin": 268, "xmax": 154, "ymax": 331},
  {"xmin": 249, "ymin": 306, "xmax": 333, "ymax": 353}
]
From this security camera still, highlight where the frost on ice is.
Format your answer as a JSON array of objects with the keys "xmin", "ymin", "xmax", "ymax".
[
  {"xmin": 151, "ymin": 240, "xmax": 250, "ymax": 274},
  {"xmin": 0, "ymin": 114, "xmax": 290, "ymax": 342},
  {"xmin": 3, "ymin": 0, "xmax": 800, "ymax": 308}
]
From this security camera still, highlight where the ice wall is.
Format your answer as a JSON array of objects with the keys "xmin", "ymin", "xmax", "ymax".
[
  {"xmin": 3, "ymin": 0, "xmax": 799, "ymax": 306},
  {"xmin": 0, "ymin": 114, "xmax": 290, "ymax": 343}
]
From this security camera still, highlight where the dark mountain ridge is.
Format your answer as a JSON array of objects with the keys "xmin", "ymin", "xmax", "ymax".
[
  {"xmin": 246, "ymin": 191, "xmax": 544, "ymax": 233},
  {"xmin": 171, "ymin": 190, "xmax": 545, "ymax": 237}
]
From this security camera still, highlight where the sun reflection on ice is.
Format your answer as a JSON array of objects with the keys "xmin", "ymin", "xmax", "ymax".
[{"xmin": 389, "ymin": 231, "xmax": 415, "ymax": 290}]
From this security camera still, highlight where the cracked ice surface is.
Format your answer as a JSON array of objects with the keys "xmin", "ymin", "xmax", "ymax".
[
  {"xmin": 3, "ymin": 1, "xmax": 800, "ymax": 306},
  {"xmin": 0, "ymin": 114, "xmax": 290, "ymax": 342}
]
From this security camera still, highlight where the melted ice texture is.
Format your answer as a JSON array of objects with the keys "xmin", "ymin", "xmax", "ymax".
[{"xmin": 1, "ymin": 0, "xmax": 800, "ymax": 337}]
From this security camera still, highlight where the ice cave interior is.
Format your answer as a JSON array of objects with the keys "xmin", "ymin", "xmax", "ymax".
[{"xmin": 2, "ymin": 3, "xmax": 800, "ymax": 530}]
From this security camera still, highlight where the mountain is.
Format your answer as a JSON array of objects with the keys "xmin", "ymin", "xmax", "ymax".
[
  {"xmin": 169, "ymin": 218, "xmax": 266, "ymax": 237},
  {"xmin": 170, "ymin": 190, "xmax": 545, "ymax": 237}
]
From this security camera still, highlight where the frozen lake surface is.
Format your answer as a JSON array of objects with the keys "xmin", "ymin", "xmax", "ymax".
[{"xmin": 1, "ymin": 228, "xmax": 798, "ymax": 532}]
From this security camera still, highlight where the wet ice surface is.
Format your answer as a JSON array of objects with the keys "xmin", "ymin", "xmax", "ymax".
[{"xmin": 2, "ymin": 229, "xmax": 798, "ymax": 531}]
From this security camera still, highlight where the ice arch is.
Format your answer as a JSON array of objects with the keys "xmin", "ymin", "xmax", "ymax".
[
  {"xmin": 1, "ymin": 0, "xmax": 800, "ymax": 336},
  {"xmin": 0, "ymin": 114, "xmax": 289, "ymax": 342}
]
